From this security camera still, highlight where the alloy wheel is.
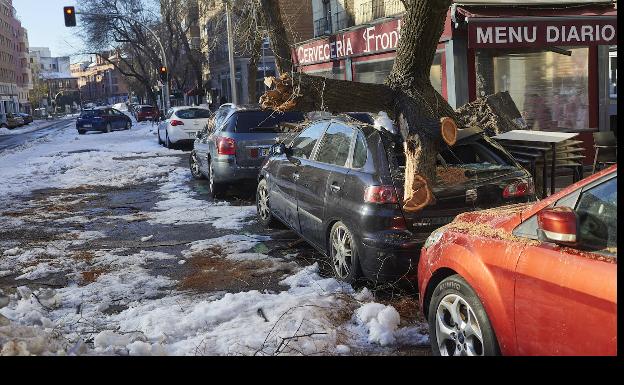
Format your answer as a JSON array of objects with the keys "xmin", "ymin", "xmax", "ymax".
[
  {"xmin": 105, "ymin": 123, "xmax": 112, "ymax": 133},
  {"xmin": 190, "ymin": 152, "xmax": 201, "ymax": 178},
  {"xmin": 330, "ymin": 224, "xmax": 353, "ymax": 279},
  {"xmin": 208, "ymin": 162, "xmax": 215, "ymax": 193},
  {"xmin": 257, "ymin": 183, "xmax": 271, "ymax": 221},
  {"xmin": 435, "ymin": 293, "xmax": 484, "ymax": 356}
]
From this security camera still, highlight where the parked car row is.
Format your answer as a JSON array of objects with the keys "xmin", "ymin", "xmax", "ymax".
[
  {"xmin": 183, "ymin": 104, "xmax": 616, "ymax": 356},
  {"xmin": 158, "ymin": 106, "xmax": 213, "ymax": 148},
  {"xmin": 1, "ymin": 112, "xmax": 34, "ymax": 129}
]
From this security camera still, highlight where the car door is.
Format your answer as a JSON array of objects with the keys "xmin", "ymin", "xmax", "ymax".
[
  {"xmin": 159, "ymin": 108, "xmax": 174, "ymax": 142},
  {"xmin": 270, "ymin": 121, "xmax": 328, "ymax": 233},
  {"xmin": 297, "ymin": 121, "xmax": 355, "ymax": 248},
  {"xmin": 514, "ymin": 174, "xmax": 617, "ymax": 355},
  {"xmin": 112, "ymin": 108, "xmax": 125, "ymax": 128}
]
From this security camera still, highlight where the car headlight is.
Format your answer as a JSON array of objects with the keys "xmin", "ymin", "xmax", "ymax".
[{"xmin": 424, "ymin": 229, "xmax": 445, "ymax": 250}]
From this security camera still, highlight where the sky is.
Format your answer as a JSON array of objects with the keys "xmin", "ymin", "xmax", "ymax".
[{"xmin": 13, "ymin": 0, "xmax": 85, "ymax": 62}]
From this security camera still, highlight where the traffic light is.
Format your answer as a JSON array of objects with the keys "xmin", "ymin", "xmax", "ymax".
[
  {"xmin": 63, "ymin": 6, "xmax": 76, "ymax": 27},
  {"xmin": 159, "ymin": 66, "xmax": 168, "ymax": 82}
]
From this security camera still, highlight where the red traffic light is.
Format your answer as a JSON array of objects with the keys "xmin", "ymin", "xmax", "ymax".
[
  {"xmin": 64, "ymin": 6, "xmax": 76, "ymax": 27},
  {"xmin": 159, "ymin": 66, "xmax": 167, "ymax": 81}
]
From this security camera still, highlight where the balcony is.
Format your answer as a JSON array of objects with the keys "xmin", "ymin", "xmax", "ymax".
[
  {"xmin": 357, "ymin": 0, "xmax": 405, "ymax": 24},
  {"xmin": 314, "ymin": 11, "xmax": 354, "ymax": 38}
]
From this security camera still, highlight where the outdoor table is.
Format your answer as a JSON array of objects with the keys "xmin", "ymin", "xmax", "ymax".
[{"xmin": 494, "ymin": 130, "xmax": 579, "ymax": 197}]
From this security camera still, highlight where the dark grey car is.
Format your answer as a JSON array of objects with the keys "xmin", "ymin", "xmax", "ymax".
[
  {"xmin": 189, "ymin": 104, "xmax": 305, "ymax": 197},
  {"xmin": 257, "ymin": 114, "xmax": 535, "ymax": 284}
]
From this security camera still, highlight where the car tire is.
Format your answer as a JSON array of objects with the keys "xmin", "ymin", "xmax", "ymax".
[
  {"xmin": 208, "ymin": 160, "xmax": 225, "ymax": 198},
  {"xmin": 78, "ymin": 130, "xmax": 86, "ymax": 135},
  {"xmin": 165, "ymin": 131, "xmax": 173, "ymax": 149},
  {"xmin": 256, "ymin": 179, "xmax": 280, "ymax": 228},
  {"xmin": 328, "ymin": 221, "xmax": 362, "ymax": 284},
  {"xmin": 157, "ymin": 129, "xmax": 163, "ymax": 145},
  {"xmin": 125, "ymin": 121, "xmax": 131, "ymax": 130},
  {"xmin": 105, "ymin": 123, "xmax": 112, "ymax": 133},
  {"xmin": 428, "ymin": 274, "xmax": 500, "ymax": 356},
  {"xmin": 189, "ymin": 151, "xmax": 205, "ymax": 180}
]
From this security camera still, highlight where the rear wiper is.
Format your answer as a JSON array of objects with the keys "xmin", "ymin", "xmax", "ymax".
[{"xmin": 249, "ymin": 125, "xmax": 279, "ymax": 132}]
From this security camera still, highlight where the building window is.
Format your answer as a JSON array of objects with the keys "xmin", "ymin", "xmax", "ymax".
[
  {"xmin": 308, "ymin": 64, "xmax": 345, "ymax": 81},
  {"xmin": 477, "ymin": 47, "xmax": 589, "ymax": 131},
  {"xmin": 353, "ymin": 58, "xmax": 394, "ymax": 84}
]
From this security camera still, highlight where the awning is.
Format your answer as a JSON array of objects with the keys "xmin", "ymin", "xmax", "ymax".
[{"xmin": 454, "ymin": 4, "xmax": 617, "ymax": 48}]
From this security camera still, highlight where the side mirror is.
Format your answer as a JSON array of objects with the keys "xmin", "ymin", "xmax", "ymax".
[{"xmin": 537, "ymin": 207, "xmax": 578, "ymax": 246}]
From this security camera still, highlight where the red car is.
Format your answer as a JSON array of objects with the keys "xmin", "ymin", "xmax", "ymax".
[
  {"xmin": 418, "ymin": 165, "xmax": 617, "ymax": 356},
  {"xmin": 136, "ymin": 105, "xmax": 159, "ymax": 122}
]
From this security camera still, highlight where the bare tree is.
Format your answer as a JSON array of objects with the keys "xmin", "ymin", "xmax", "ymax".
[{"xmin": 258, "ymin": 0, "xmax": 457, "ymax": 212}]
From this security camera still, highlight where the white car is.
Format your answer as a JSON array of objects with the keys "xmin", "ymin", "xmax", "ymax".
[{"xmin": 157, "ymin": 106, "xmax": 213, "ymax": 148}]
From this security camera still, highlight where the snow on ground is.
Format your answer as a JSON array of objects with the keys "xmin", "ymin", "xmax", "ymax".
[{"xmin": 0, "ymin": 119, "xmax": 428, "ymax": 355}]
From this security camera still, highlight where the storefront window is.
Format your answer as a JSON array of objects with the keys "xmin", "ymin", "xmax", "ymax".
[
  {"xmin": 307, "ymin": 65, "xmax": 345, "ymax": 80},
  {"xmin": 431, "ymin": 52, "xmax": 442, "ymax": 95},
  {"xmin": 477, "ymin": 47, "xmax": 589, "ymax": 131}
]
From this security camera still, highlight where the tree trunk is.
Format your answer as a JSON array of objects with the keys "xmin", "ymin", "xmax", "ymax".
[
  {"xmin": 259, "ymin": 0, "xmax": 455, "ymax": 213},
  {"xmin": 247, "ymin": 32, "xmax": 263, "ymax": 104}
]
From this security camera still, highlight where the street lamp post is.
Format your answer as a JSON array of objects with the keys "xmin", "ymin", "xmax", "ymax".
[{"xmin": 75, "ymin": 11, "xmax": 170, "ymax": 110}]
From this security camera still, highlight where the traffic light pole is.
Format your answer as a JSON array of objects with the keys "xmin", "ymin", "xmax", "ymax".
[{"xmin": 74, "ymin": 11, "xmax": 170, "ymax": 111}]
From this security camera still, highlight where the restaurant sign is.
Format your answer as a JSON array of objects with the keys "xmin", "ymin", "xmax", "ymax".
[
  {"xmin": 294, "ymin": 19, "xmax": 402, "ymax": 66},
  {"xmin": 468, "ymin": 18, "xmax": 617, "ymax": 48}
]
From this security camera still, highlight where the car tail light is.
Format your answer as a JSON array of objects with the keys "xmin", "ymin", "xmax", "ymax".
[
  {"xmin": 249, "ymin": 148, "xmax": 259, "ymax": 158},
  {"xmin": 170, "ymin": 120, "xmax": 184, "ymax": 126},
  {"xmin": 364, "ymin": 186, "xmax": 399, "ymax": 204},
  {"xmin": 503, "ymin": 180, "xmax": 530, "ymax": 199},
  {"xmin": 217, "ymin": 137, "xmax": 236, "ymax": 155}
]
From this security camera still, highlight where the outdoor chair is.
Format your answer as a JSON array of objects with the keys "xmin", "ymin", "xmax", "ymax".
[{"xmin": 592, "ymin": 131, "xmax": 617, "ymax": 174}]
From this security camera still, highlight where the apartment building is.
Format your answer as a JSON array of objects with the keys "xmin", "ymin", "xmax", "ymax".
[
  {"xmin": 1, "ymin": 0, "xmax": 32, "ymax": 118},
  {"xmin": 70, "ymin": 53, "xmax": 130, "ymax": 105},
  {"xmin": 199, "ymin": 0, "xmax": 314, "ymax": 105}
]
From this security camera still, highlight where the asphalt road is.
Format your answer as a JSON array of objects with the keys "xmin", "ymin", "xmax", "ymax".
[{"xmin": 0, "ymin": 118, "xmax": 75, "ymax": 153}]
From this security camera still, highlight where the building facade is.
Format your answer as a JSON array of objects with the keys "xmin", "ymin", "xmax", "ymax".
[
  {"xmin": 70, "ymin": 53, "xmax": 130, "ymax": 106},
  {"xmin": 0, "ymin": 0, "xmax": 32, "ymax": 119},
  {"xmin": 199, "ymin": 0, "xmax": 314, "ymax": 106},
  {"xmin": 294, "ymin": 0, "xmax": 618, "ymax": 164}
]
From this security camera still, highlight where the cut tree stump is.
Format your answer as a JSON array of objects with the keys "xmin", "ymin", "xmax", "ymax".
[{"xmin": 455, "ymin": 91, "xmax": 526, "ymax": 136}]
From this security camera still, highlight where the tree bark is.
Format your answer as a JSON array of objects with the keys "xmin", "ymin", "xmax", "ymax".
[
  {"xmin": 258, "ymin": 0, "xmax": 294, "ymax": 74},
  {"xmin": 247, "ymin": 32, "xmax": 263, "ymax": 104}
]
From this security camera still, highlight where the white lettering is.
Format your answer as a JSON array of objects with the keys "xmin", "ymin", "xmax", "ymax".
[
  {"xmin": 364, "ymin": 27, "xmax": 375, "ymax": 52},
  {"xmin": 345, "ymin": 38, "xmax": 353, "ymax": 55},
  {"xmin": 602, "ymin": 25, "xmax": 616, "ymax": 41},
  {"xmin": 324, "ymin": 44, "xmax": 330, "ymax": 60},
  {"xmin": 390, "ymin": 29, "xmax": 399, "ymax": 48},
  {"xmin": 297, "ymin": 46, "xmax": 304, "ymax": 63},
  {"xmin": 524, "ymin": 26, "xmax": 537, "ymax": 43},
  {"xmin": 380, "ymin": 32, "xmax": 390, "ymax": 49},
  {"xmin": 495, "ymin": 26, "xmax": 507, "ymax": 43},
  {"xmin": 581, "ymin": 25, "xmax": 594, "ymax": 41},
  {"xmin": 476, "ymin": 27, "xmax": 493, "ymax": 44},
  {"xmin": 546, "ymin": 26, "xmax": 560, "ymax": 42},
  {"xmin": 567, "ymin": 26, "xmax": 580, "ymax": 42},
  {"xmin": 336, "ymin": 40, "xmax": 343, "ymax": 57},
  {"xmin": 508, "ymin": 27, "xmax": 522, "ymax": 43}
]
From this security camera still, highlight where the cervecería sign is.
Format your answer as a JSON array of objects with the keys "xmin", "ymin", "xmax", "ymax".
[
  {"xmin": 468, "ymin": 18, "xmax": 617, "ymax": 48},
  {"xmin": 293, "ymin": 19, "xmax": 403, "ymax": 66}
]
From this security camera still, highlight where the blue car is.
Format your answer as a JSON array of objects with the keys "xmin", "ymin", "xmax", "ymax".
[{"xmin": 76, "ymin": 107, "xmax": 132, "ymax": 134}]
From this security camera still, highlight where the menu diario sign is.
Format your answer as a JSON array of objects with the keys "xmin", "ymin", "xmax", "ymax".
[{"xmin": 468, "ymin": 18, "xmax": 617, "ymax": 48}]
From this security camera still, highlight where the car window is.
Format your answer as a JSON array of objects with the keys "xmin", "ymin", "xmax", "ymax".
[
  {"xmin": 166, "ymin": 109, "xmax": 174, "ymax": 119},
  {"xmin": 575, "ymin": 176, "xmax": 617, "ymax": 253},
  {"xmin": 175, "ymin": 108, "xmax": 212, "ymax": 119},
  {"xmin": 112, "ymin": 109, "xmax": 123, "ymax": 116},
  {"xmin": 291, "ymin": 122, "xmax": 328, "ymax": 160},
  {"xmin": 352, "ymin": 131, "xmax": 368, "ymax": 168},
  {"xmin": 315, "ymin": 123, "xmax": 354, "ymax": 167},
  {"xmin": 214, "ymin": 109, "xmax": 230, "ymax": 130},
  {"xmin": 233, "ymin": 111, "xmax": 304, "ymax": 133}
]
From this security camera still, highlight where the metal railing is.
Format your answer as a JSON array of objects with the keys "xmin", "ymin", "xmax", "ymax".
[
  {"xmin": 357, "ymin": 0, "xmax": 404, "ymax": 24},
  {"xmin": 314, "ymin": 11, "xmax": 354, "ymax": 37}
]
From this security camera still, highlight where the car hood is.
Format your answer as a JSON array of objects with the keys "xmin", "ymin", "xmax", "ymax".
[{"xmin": 447, "ymin": 202, "xmax": 531, "ymax": 234}]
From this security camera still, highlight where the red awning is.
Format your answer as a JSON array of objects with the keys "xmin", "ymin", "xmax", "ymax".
[{"xmin": 455, "ymin": 3, "xmax": 617, "ymax": 48}]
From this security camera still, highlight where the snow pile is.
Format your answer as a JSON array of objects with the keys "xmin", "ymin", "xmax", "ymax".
[
  {"xmin": 354, "ymin": 303, "xmax": 401, "ymax": 346},
  {"xmin": 373, "ymin": 111, "xmax": 397, "ymax": 135},
  {"xmin": 146, "ymin": 168, "xmax": 256, "ymax": 229}
]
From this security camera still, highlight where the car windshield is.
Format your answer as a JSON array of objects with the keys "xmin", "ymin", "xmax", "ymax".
[
  {"xmin": 232, "ymin": 111, "xmax": 305, "ymax": 133},
  {"xmin": 175, "ymin": 108, "xmax": 212, "ymax": 119}
]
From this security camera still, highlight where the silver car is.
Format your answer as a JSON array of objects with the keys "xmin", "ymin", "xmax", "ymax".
[
  {"xmin": 157, "ymin": 106, "xmax": 213, "ymax": 148},
  {"xmin": 189, "ymin": 104, "xmax": 305, "ymax": 197}
]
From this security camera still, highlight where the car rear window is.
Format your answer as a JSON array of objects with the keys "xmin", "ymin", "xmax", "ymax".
[
  {"xmin": 175, "ymin": 108, "xmax": 212, "ymax": 119},
  {"xmin": 80, "ymin": 110, "xmax": 101, "ymax": 118},
  {"xmin": 140, "ymin": 106, "xmax": 155, "ymax": 112},
  {"xmin": 229, "ymin": 111, "xmax": 305, "ymax": 133}
]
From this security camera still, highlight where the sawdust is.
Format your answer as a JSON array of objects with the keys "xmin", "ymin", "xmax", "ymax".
[
  {"xmin": 436, "ymin": 166, "xmax": 469, "ymax": 186},
  {"xmin": 80, "ymin": 269, "xmax": 108, "ymax": 284},
  {"xmin": 442, "ymin": 220, "xmax": 539, "ymax": 245}
]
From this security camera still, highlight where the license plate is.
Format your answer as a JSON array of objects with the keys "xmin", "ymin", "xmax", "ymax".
[
  {"xmin": 189, "ymin": 132, "xmax": 197, "ymax": 138},
  {"xmin": 260, "ymin": 148, "xmax": 270, "ymax": 157},
  {"xmin": 82, "ymin": 124, "xmax": 92, "ymax": 128}
]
